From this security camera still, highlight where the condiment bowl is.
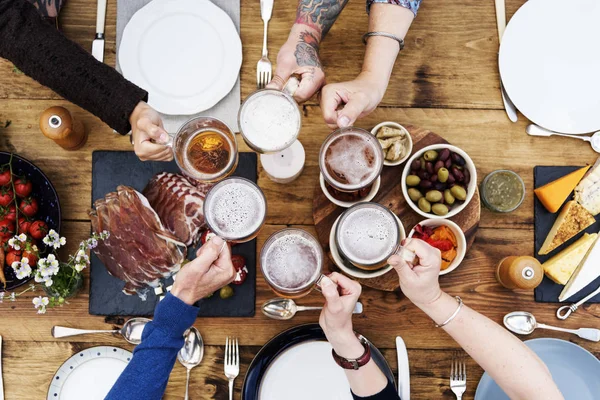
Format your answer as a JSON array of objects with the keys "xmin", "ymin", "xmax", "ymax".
[
  {"xmin": 407, "ymin": 219, "xmax": 467, "ymax": 275},
  {"xmin": 371, "ymin": 121, "xmax": 413, "ymax": 167},
  {"xmin": 401, "ymin": 144, "xmax": 477, "ymax": 219},
  {"xmin": 320, "ymin": 174, "xmax": 381, "ymax": 208}
]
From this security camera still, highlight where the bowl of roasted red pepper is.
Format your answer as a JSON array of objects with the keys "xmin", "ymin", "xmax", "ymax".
[
  {"xmin": 0, "ymin": 152, "xmax": 61, "ymax": 291},
  {"xmin": 408, "ymin": 219, "xmax": 466, "ymax": 275}
]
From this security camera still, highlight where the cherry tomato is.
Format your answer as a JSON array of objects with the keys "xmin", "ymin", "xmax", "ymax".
[
  {"xmin": 6, "ymin": 250, "xmax": 22, "ymax": 267},
  {"xmin": 0, "ymin": 219, "xmax": 15, "ymax": 238},
  {"xmin": 19, "ymin": 197, "xmax": 38, "ymax": 217},
  {"xmin": 22, "ymin": 250, "xmax": 38, "ymax": 266},
  {"xmin": 3, "ymin": 204, "xmax": 16, "ymax": 222},
  {"xmin": 0, "ymin": 187, "xmax": 13, "ymax": 207},
  {"xmin": 0, "ymin": 170, "xmax": 11, "ymax": 186},
  {"xmin": 29, "ymin": 220, "xmax": 48, "ymax": 240},
  {"xmin": 13, "ymin": 178, "xmax": 32, "ymax": 198},
  {"xmin": 18, "ymin": 217, "xmax": 31, "ymax": 235},
  {"xmin": 231, "ymin": 255, "xmax": 246, "ymax": 272},
  {"xmin": 232, "ymin": 265, "xmax": 248, "ymax": 285}
]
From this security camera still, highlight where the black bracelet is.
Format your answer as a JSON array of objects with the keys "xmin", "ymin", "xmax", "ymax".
[{"xmin": 362, "ymin": 31, "xmax": 405, "ymax": 51}]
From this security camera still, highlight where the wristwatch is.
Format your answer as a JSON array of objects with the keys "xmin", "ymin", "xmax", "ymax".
[{"xmin": 331, "ymin": 335, "xmax": 372, "ymax": 370}]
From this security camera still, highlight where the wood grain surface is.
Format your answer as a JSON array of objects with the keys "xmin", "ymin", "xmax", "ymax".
[
  {"xmin": 313, "ymin": 125, "xmax": 480, "ymax": 291},
  {"xmin": 1, "ymin": 0, "xmax": 600, "ymax": 399}
]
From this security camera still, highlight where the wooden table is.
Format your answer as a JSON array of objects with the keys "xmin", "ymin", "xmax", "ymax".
[{"xmin": 1, "ymin": 1, "xmax": 599, "ymax": 399}]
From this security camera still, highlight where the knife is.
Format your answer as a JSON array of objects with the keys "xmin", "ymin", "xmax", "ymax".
[
  {"xmin": 396, "ymin": 336, "xmax": 410, "ymax": 400},
  {"xmin": 91, "ymin": 0, "xmax": 107, "ymax": 62},
  {"xmin": 0, "ymin": 335, "xmax": 4, "ymax": 400},
  {"xmin": 494, "ymin": 0, "xmax": 518, "ymax": 122}
]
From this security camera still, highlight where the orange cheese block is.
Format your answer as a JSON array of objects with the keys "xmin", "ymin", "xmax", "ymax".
[{"xmin": 535, "ymin": 165, "xmax": 591, "ymax": 213}]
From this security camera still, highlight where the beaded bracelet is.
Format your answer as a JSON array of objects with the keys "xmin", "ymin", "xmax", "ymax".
[
  {"xmin": 435, "ymin": 296, "xmax": 463, "ymax": 328},
  {"xmin": 362, "ymin": 31, "xmax": 405, "ymax": 51}
]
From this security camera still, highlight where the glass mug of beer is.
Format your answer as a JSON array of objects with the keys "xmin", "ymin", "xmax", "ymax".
[
  {"xmin": 203, "ymin": 177, "xmax": 267, "ymax": 243},
  {"xmin": 319, "ymin": 127, "xmax": 384, "ymax": 195},
  {"xmin": 260, "ymin": 228, "xmax": 326, "ymax": 298},
  {"xmin": 164, "ymin": 116, "xmax": 238, "ymax": 183},
  {"xmin": 238, "ymin": 77, "xmax": 301, "ymax": 154}
]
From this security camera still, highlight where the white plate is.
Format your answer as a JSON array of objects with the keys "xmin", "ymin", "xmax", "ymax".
[
  {"xmin": 499, "ymin": 0, "xmax": 600, "ymax": 134},
  {"xmin": 47, "ymin": 346, "xmax": 132, "ymax": 400},
  {"xmin": 119, "ymin": 0, "xmax": 242, "ymax": 115},
  {"xmin": 259, "ymin": 341, "xmax": 354, "ymax": 400}
]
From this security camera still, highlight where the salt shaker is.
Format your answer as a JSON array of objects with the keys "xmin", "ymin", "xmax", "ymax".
[{"xmin": 39, "ymin": 106, "xmax": 87, "ymax": 150}]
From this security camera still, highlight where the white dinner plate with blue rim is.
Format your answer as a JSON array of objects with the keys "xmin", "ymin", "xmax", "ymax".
[
  {"xmin": 119, "ymin": 0, "xmax": 242, "ymax": 115},
  {"xmin": 499, "ymin": 0, "xmax": 600, "ymax": 134},
  {"xmin": 475, "ymin": 338, "xmax": 600, "ymax": 399},
  {"xmin": 47, "ymin": 346, "xmax": 132, "ymax": 400}
]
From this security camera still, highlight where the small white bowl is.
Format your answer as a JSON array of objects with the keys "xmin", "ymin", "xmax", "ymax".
[
  {"xmin": 371, "ymin": 121, "xmax": 413, "ymax": 167},
  {"xmin": 329, "ymin": 212, "xmax": 405, "ymax": 279},
  {"xmin": 320, "ymin": 173, "xmax": 381, "ymax": 208},
  {"xmin": 407, "ymin": 219, "xmax": 467, "ymax": 275},
  {"xmin": 401, "ymin": 144, "xmax": 477, "ymax": 219}
]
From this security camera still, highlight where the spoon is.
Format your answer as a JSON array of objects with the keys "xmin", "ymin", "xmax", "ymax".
[
  {"xmin": 503, "ymin": 311, "xmax": 600, "ymax": 342},
  {"xmin": 177, "ymin": 327, "xmax": 204, "ymax": 400},
  {"xmin": 51, "ymin": 317, "xmax": 151, "ymax": 345},
  {"xmin": 262, "ymin": 298, "xmax": 363, "ymax": 320},
  {"xmin": 526, "ymin": 124, "xmax": 600, "ymax": 153}
]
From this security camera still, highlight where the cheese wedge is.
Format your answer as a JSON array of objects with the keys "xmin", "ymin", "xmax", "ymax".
[
  {"xmin": 535, "ymin": 165, "xmax": 591, "ymax": 213},
  {"xmin": 538, "ymin": 201, "xmax": 596, "ymax": 255},
  {"xmin": 575, "ymin": 157, "xmax": 600, "ymax": 215},
  {"xmin": 542, "ymin": 233, "xmax": 597, "ymax": 284},
  {"xmin": 559, "ymin": 232, "xmax": 600, "ymax": 301}
]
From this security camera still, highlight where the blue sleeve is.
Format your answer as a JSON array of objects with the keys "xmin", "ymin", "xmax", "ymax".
[
  {"xmin": 352, "ymin": 381, "xmax": 400, "ymax": 400},
  {"xmin": 366, "ymin": 0, "xmax": 422, "ymax": 17},
  {"xmin": 105, "ymin": 293, "xmax": 199, "ymax": 400}
]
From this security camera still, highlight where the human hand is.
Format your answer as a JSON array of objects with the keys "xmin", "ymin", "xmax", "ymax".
[
  {"xmin": 319, "ymin": 272, "xmax": 365, "ymax": 358},
  {"xmin": 320, "ymin": 72, "xmax": 387, "ymax": 129},
  {"xmin": 388, "ymin": 238, "xmax": 443, "ymax": 307},
  {"xmin": 266, "ymin": 26, "xmax": 325, "ymax": 103},
  {"xmin": 129, "ymin": 101, "xmax": 172, "ymax": 162},
  {"xmin": 170, "ymin": 236, "xmax": 236, "ymax": 305}
]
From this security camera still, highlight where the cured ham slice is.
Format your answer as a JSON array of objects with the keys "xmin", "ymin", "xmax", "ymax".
[
  {"xmin": 90, "ymin": 186, "xmax": 186, "ymax": 296},
  {"xmin": 143, "ymin": 172, "xmax": 211, "ymax": 246}
]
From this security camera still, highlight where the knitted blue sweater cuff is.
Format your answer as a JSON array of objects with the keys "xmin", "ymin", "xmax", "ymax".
[{"xmin": 153, "ymin": 293, "xmax": 199, "ymax": 338}]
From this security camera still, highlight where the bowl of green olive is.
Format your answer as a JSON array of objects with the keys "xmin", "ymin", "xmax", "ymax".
[{"xmin": 401, "ymin": 144, "xmax": 477, "ymax": 219}]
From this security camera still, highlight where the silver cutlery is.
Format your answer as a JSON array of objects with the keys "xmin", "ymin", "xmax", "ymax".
[
  {"xmin": 224, "ymin": 337, "xmax": 240, "ymax": 400},
  {"xmin": 0, "ymin": 335, "xmax": 4, "ymax": 400},
  {"xmin": 504, "ymin": 311, "xmax": 600, "ymax": 342},
  {"xmin": 494, "ymin": 0, "xmax": 518, "ymax": 122},
  {"xmin": 51, "ymin": 317, "xmax": 151, "ymax": 345},
  {"xmin": 450, "ymin": 353, "xmax": 466, "ymax": 400},
  {"xmin": 91, "ymin": 0, "xmax": 107, "ymax": 62},
  {"xmin": 261, "ymin": 298, "xmax": 363, "ymax": 320},
  {"xmin": 178, "ymin": 327, "xmax": 204, "ymax": 400},
  {"xmin": 526, "ymin": 124, "xmax": 600, "ymax": 153},
  {"xmin": 557, "ymin": 284, "xmax": 600, "ymax": 320},
  {"xmin": 257, "ymin": 0, "xmax": 274, "ymax": 88},
  {"xmin": 396, "ymin": 336, "xmax": 410, "ymax": 400}
]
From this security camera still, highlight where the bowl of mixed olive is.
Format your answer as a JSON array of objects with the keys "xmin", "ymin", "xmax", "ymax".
[{"xmin": 401, "ymin": 144, "xmax": 477, "ymax": 219}]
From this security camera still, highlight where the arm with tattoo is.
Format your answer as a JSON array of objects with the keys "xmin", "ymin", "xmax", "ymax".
[{"xmin": 295, "ymin": 0, "xmax": 349, "ymax": 39}]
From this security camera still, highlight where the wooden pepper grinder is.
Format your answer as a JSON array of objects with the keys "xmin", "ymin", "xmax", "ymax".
[
  {"xmin": 39, "ymin": 106, "xmax": 87, "ymax": 150},
  {"xmin": 496, "ymin": 256, "xmax": 544, "ymax": 290}
]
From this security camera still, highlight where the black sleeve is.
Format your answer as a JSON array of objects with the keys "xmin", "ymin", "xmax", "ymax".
[
  {"xmin": 0, "ymin": 0, "xmax": 148, "ymax": 134},
  {"xmin": 352, "ymin": 381, "xmax": 400, "ymax": 400}
]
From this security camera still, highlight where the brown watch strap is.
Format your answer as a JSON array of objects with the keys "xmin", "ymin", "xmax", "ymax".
[{"xmin": 331, "ymin": 335, "xmax": 372, "ymax": 370}]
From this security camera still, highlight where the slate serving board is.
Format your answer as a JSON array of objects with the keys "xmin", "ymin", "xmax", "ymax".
[
  {"xmin": 533, "ymin": 166, "xmax": 600, "ymax": 303},
  {"xmin": 89, "ymin": 150, "xmax": 257, "ymax": 317}
]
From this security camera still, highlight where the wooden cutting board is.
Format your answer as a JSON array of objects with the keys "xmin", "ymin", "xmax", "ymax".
[{"xmin": 313, "ymin": 125, "xmax": 480, "ymax": 291}]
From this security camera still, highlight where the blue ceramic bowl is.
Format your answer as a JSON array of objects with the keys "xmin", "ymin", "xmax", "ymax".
[{"xmin": 0, "ymin": 152, "xmax": 61, "ymax": 291}]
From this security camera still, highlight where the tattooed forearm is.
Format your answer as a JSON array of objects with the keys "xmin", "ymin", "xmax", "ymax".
[
  {"xmin": 294, "ymin": 31, "xmax": 322, "ymax": 68},
  {"xmin": 295, "ymin": 0, "xmax": 349, "ymax": 38}
]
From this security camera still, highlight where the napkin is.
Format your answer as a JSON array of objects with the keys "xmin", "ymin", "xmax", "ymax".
[{"xmin": 115, "ymin": 0, "xmax": 241, "ymax": 132}]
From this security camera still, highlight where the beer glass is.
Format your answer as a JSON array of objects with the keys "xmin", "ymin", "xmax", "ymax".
[
  {"xmin": 203, "ymin": 177, "xmax": 267, "ymax": 243},
  {"xmin": 164, "ymin": 116, "xmax": 238, "ymax": 183},
  {"xmin": 260, "ymin": 228, "xmax": 326, "ymax": 298}
]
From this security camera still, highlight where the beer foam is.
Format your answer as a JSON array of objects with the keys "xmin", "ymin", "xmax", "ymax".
[
  {"xmin": 263, "ymin": 233, "xmax": 322, "ymax": 291},
  {"xmin": 337, "ymin": 207, "xmax": 398, "ymax": 266},
  {"xmin": 240, "ymin": 92, "xmax": 300, "ymax": 152},
  {"xmin": 205, "ymin": 180, "xmax": 266, "ymax": 240},
  {"xmin": 323, "ymin": 133, "xmax": 381, "ymax": 190}
]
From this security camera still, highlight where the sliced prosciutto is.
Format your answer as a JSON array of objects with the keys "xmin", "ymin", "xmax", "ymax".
[
  {"xmin": 143, "ymin": 172, "xmax": 211, "ymax": 246},
  {"xmin": 90, "ymin": 185, "xmax": 186, "ymax": 296}
]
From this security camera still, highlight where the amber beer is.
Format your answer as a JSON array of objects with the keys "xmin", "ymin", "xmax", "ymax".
[{"xmin": 260, "ymin": 229, "xmax": 324, "ymax": 298}]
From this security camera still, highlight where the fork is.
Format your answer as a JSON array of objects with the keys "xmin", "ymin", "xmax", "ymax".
[
  {"xmin": 450, "ymin": 352, "xmax": 466, "ymax": 400},
  {"xmin": 224, "ymin": 337, "xmax": 240, "ymax": 400},
  {"xmin": 256, "ymin": 0, "xmax": 274, "ymax": 88}
]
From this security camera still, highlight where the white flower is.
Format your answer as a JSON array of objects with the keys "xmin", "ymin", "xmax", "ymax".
[
  {"xmin": 37, "ymin": 307, "xmax": 47, "ymax": 314},
  {"xmin": 20, "ymin": 257, "xmax": 29, "ymax": 267},
  {"xmin": 42, "ymin": 236, "xmax": 51, "ymax": 246},
  {"xmin": 43, "ymin": 230, "xmax": 64, "ymax": 249},
  {"xmin": 11, "ymin": 261, "xmax": 20, "ymax": 271},
  {"xmin": 74, "ymin": 262, "xmax": 86, "ymax": 272},
  {"xmin": 32, "ymin": 244, "xmax": 38, "ymax": 252},
  {"xmin": 34, "ymin": 272, "xmax": 44, "ymax": 283},
  {"xmin": 47, "ymin": 262, "xmax": 59, "ymax": 276},
  {"xmin": 32, "ymin": 296, "xmax": 49, "ymax": 308},
  {"xmin": 43, "ymin": 276, "xmax": 53, "ymax": 287},
  {"xmin": 47, "ymin": 254, "xmax": 59, "ymax": 268},
  {"xmin": 59, "ymin": 237, "xmax": 66, "ymax": 246},
  {"xmin": 17, "ymin": 233, "xmax": 27, "ymax": 242},
  {"xmin": 15, "ymin": 263, "xmax": 32, "ymax": 279},
  {"xmin": 8, "ymin": 237, "xmax": 20, "ymax": 251}
]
